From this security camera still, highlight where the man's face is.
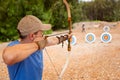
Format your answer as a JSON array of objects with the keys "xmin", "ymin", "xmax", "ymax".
[{"xmin": 32, "ymin": 30, "xmax": 45, "ymax": 42}]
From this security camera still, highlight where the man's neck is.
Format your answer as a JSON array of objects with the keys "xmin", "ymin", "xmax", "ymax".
[{"xmin": 20, "ymin": 38, "xmax": 32, "ymax": 44}]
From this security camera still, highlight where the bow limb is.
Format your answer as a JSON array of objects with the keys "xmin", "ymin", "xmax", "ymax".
[
  {"xmin": 63, "ymin": 0, "xmax": 71, "ymax": 18},
  {"xmin": 63, "ymin": 0, "xmax": 72, "ymax": 51},
  {"xmin": 45, "ymin": 1, "xmax": 72, "ymax": 80},
  {"xmin": 58, "ymin": 0, "xmax": 72, "ymax": 80}
]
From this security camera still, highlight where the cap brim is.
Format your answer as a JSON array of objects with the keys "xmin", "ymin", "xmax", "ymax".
[{"xmin": 41, "ymin": 24, "xmax": 51, "ymax": 31}]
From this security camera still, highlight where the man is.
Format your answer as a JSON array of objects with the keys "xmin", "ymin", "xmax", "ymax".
[
  {"xmin": 82, "ymin": 23, "xmax": 86, "ymax": 33},
  {"xmin": 2, "ymin": 15, "xmax": 70, "ymax": 80}
]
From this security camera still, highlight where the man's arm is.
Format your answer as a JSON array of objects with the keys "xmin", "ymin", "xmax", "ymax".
[
  {"xmin": 2, "ymin": 42, "xmax": 39, "ymax": 65},
  {"xmin": 46, "ymin": 35, "xmax": 69, "ymax": 46},
  {"xmin": 46, "ymin": 37, "xmax": 59, "ymax": 46}
]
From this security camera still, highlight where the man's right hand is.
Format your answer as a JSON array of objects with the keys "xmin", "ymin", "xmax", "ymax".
[{"xmin": 35, "ymin": 38, "xmax": 48, "ymax": 50}]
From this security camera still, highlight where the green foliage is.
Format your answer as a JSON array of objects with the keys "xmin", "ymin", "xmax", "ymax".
[
  {"xmin": 50, "ymin": 1, "xmax": 67, "ymax": 30},
  {"xmin": 71, "ymin": 2, "xmax": 87, "ymax": 22},
  {"xmin": 0, "ymin": 0, "xmax": 19, "ymax": 42},
  {"xmin": 43, "ymin": 30, "xmax": 53, "ymax": 35},
  {"xmin": 0, "ymin": 0, "xmax": 120, "ymax": 42},
  {"xmin": 0, "ymin": 0, "xmax": 51, "ymax": 42},
  {"xmin": 50, "ymin": 0, "xmax": 84, "ymax": 30},
  {"xmin": 82, "ymin": 0, "xmax": 120, "ymax": 21}
]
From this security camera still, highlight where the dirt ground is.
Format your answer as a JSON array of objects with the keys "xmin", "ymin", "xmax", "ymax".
[{"xmin": 0, "ymin": 21, "xmax": 120, "ymax": 80}]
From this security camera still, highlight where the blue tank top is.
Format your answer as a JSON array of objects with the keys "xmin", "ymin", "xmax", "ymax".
[{"xmin": 7, "ymin": 40, "xmax": 43, "ymax": 80}]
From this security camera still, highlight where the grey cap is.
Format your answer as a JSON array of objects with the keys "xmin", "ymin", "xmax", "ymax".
[{"xmin": 17, "ymin": 15, "xmax": 51, "ymax": 36}]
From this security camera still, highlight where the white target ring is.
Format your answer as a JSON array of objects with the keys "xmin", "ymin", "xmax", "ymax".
[
  {"xmin": 103, "ymin": 26, "xmax": 110, "ymax": 32},
  {"xmin": 66, "ymin": 35, "xmax": 77, "ymax": 45},
  {"xmin": 100, "ymin": 32, "xmax": 112, "ymax": 43},
  {"xmin": 85, "ymin": 33, "xmax": 96, "ymax": 43}
]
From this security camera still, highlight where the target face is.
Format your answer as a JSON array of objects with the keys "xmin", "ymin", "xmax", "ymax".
[
  {"xmin": 100, "ymin": 32, "xmax": 112, "ymax": 43},
  {"xmin": 103, "ymin": 26, "xmax": 110, "ymax": 32},
  {"xmin": 85, "ymin": 33, "xmax": 96, "ymax": 43},
  {"xmin": 66, "ymin": 35, "xmax": 77, "ymax": 45}
]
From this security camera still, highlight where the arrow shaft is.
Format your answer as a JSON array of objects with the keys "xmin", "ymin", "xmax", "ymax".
[{"xmin": 46, "ymin": 32, "xmax": 69, "ymax": 37}]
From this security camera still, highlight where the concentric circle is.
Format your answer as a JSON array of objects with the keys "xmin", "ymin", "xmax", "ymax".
[
  {"xmin": 103, "ymin": 26, "xmax": 110, "ymax": 32},
  {"xmin": 100, "ymin": 32, "xmax": 112, "ymax": 43},
  {"xmin": 66, "ymin": 35, "xmax": 77, "ymax": 45},
  {"xmin": 85, "ymin": 33, "xmax": 96, "ymax": 43}
]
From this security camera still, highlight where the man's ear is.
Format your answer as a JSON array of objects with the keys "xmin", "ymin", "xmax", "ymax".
[{"xmin": 29, "ymin": 33, "xmax": 35, "ymax": 41}]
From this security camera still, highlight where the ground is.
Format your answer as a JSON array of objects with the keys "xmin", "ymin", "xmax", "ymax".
[{"xmin": 0, "ymin": 21, "xmax": 120, "ymax": 80}]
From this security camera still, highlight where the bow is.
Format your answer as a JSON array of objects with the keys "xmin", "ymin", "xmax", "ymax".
[
  {"xmin": 45, "ymin": 0, "xmax": 72, "ymax": 80},
  {"xmin": 63, "ymin": 0, "xmax": 72, "ymax": 51},
  {"xmin": 58, "ymin": 0, "xmax": 72, "ymax": 80}
]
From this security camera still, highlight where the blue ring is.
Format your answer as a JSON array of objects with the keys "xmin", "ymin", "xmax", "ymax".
[
  {"xmin": 102, "ymin": 34, "xmax": 110, "ymax": 42},
  {"xmin": 101, "ymin": 32, "xmax": 112, "ymax": 43},
  {"xmin": 86, "ymin": 34, "xmax": 94, "ymax": 42},
  {"xmin": 85, "ymin": 33, "xmax": 96, "ymax": 43}
]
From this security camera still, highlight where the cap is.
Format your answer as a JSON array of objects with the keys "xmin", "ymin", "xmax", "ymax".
[{"xmin": 17, "ymin": 15, "xmax": 51, "ymax": 36}]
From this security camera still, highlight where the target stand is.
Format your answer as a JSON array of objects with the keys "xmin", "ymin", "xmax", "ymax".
[
  {"xmin": 100, "ymin": 32, "xmax": 112, "ymax": 43},
  {"xmin": 85, "ymin": 33, "xmax": 96, "ymax": 43},
  {"xmin": 103, "ymin": 26, "xmax": 110, "ymax": 32}
]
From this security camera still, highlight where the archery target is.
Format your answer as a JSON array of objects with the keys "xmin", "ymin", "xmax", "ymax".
[
  {"xmin": 66, "ymin": 35, "xmax": 77, "ymax": 45},
  {"xmin": 85, "ymin": 33, "xmax": 96, "ymax": 43},
  {"xmin": 100, "ymin": 32, "xmax": 112, "ymax": 43},
  {"xmin": 103, "ymin": 26, "xmax": 110, "ymax": 32}
]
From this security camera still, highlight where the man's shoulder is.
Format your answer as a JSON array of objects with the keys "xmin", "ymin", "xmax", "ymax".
[{"xmin": 8, "ymin": 40, "xmax": 19, "ymax": 46}]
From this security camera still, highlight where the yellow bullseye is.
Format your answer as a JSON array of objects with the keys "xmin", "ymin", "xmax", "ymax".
[
  {"xmin": 88, "ymin": 36, "xmax": 93, "ymax": 41},
  {"xmin": 100, "ymin": 32, "xmax": 112, "ymax": 43},
  {"xmin": 104, "ymin": 35, "xmax": 108, "ymax": 40},
  {"xmin": 85, "ymin": 33, "xmax": 96, "ymax": 43}
]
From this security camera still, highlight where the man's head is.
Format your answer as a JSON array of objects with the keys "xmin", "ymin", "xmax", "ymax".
[{"xmin": 17, "ymin": 15, "xmax": 51, "ymax": 39}]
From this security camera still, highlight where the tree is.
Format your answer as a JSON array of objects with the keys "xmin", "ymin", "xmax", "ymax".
[{"xmin": 0, "ymin": 0, "xmax": 50, "ymax": 42}]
